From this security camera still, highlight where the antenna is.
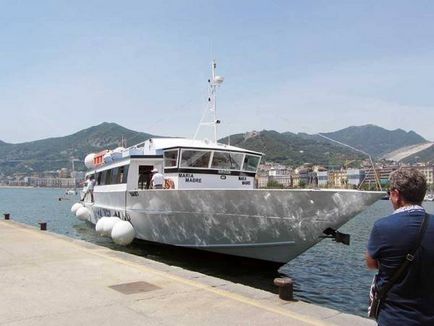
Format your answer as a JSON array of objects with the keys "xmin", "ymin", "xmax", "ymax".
[
  {"xmin": 121, "ymin": 136, "xmax": 127, "ymax": 148},
  {"xmin": 193, "ymin": 59, "xmax": 224, "ymax": 143},
  {"xmin": 316, "ymin": 133, "xmax": 383, "ymax": 191}
]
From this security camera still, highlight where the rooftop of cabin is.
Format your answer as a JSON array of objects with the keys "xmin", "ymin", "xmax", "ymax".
[{"xmin": 136, "ymin": 138, "xmax": 263, "ymax": 156}]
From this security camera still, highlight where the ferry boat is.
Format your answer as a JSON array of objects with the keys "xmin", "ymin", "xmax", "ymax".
[{"xmin": 71, "ymin": 61, "xmax": 384, "ymax": 263}]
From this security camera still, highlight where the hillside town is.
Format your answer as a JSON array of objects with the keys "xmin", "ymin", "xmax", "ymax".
[
  {"xmin": 256, "ymin": 160, "xmax": 434, "ymax": 190},
  {"xmin": 1, "ymin": 160, "xmax": 433, "ymax": 191},
  {"xmin": 0, "ymin": 168, "xmax": 85, "ymax": 189}
]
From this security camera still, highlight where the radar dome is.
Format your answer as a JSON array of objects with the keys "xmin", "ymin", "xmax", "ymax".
[{"xmin": 214, "ymin": 76, "xmax": 224, "ymax": 84}]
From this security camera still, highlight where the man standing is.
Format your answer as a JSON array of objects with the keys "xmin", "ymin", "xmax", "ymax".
[
  {"xmin": 82, "ymin": 175, "xmax": 96, "ymax": 202},
  {"xmin": 88, "ymin": 175, "xmax": 96, "ymax": 202},
  {"xmin": 366, "ymin": 168, "xmax": 434, "ymax": 325},
  {"xmin": 151, "ymin": 168, "xmax": 164, "ymax": 189}
]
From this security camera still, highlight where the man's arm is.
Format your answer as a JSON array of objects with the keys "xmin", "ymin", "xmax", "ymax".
[{"xmin": 365, "ymin": 251, "xmax": 379, "ymax": 269}]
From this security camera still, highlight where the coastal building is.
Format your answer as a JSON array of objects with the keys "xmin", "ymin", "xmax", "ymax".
[
  {"xmin": 256, "ymin": 174, "xmax": 269, "ymax": 188},
  {"xmin": 347, "ymin": 169, "xmax": 365, "ymax": 187},
  {"xmin": 269, "ymin": 174, "xmax": 292, "ymax": 188},
  {"xmin": 26, "ymin": 177, "xmax": 76, "ymax": 188},
  {"xmin": 328, "ymin": 170, "xmax": 347, "ymax": 188},
  {"xmin": 361, "ymin": 164, "xmax": 398, "ymax": 189},
  {"xmin": 256, "ymin": 162, "xmax": 294, "ymax": 188},
  {"xmin": 413, "ymin": 165, "xmax": 433, "ymax": 185},
  {"xmin": 317, "ymin": 171, "xmax": 328, "ymax": 187},
  {"xmin": 292, "ymin": 164, "xmax": 320, "ymax": 188},
  {"xmin": 58, "ymin": 168, "xmax": 70, "ymax": 178}
]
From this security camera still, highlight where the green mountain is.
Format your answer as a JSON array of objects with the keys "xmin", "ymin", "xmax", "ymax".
[
  {"xmin": 219, "ymin": 130, "xmax": 366, "ymax": 166},
  {"xmin": 320, "ymin": 125, "xmax": 426, "ymax": 157},
  {"xmin": 0, "ymin": 122, "xmax": 152, "ymax": 175},
  {"xmin": 1, "ymin": 123, "xmax": 430, "ymax": 176}
]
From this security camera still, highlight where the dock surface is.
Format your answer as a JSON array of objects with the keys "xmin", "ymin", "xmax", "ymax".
[{"xmin": 0, "ymin": 220, "xmax": 375, "ymax": 326}]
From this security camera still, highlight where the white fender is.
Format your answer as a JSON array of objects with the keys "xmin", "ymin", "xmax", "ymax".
[
  {"xmin": 111, "ymin": 221, "xmax": 135, "ymax": 245},
  {"xmin": 95, "ymin": 217, "xmax": 110, "ymax": 235},
  {"xmin": 71, "ymin": 202, "xmax": 83, "ymax": 214},
  {"xmin": 76, "ymin": 206, "xmax": 91, "ymax": 221},
  {"xmin": 102, "ymin": 217, "xmax": 121, "ymax": 236}
]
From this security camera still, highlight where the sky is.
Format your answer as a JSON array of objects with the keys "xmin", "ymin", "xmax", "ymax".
[{"xmin": 1, "ymin": 0, "xmax": 434, "ymax": 143}]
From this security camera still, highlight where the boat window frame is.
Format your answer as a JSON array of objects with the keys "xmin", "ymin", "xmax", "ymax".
[
  {"xmin": 163, "ymin": 149, "xmax": 179, "ymax": 169},
  {"xmin": 210, "ymin": 150, "xmax": 244, "ymax": 171},
  {"xmin": 241, "ymin": 154, "xmax": 261, "ymax": 172},
  {"xmin": 95, "ymin": 163, "xmax": 130, "ymax": 185},
  {"xmin": 121, "ymin": 165, "xmax": 129, "ymax": 184},
  {"xmin": 179, "ymin": 148, "xmax": 213, "ymax": 169}
]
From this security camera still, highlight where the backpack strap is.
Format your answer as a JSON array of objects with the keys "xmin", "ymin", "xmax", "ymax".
[{"xmin": 377, "ymin": 212, "xmax": 430, "ymax": 299}]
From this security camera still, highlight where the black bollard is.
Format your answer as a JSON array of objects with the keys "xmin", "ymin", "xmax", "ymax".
[
  {"xmin": 38, "ymin": 222, "xmax": 47, "ymax": 231},
  {"xmin": 274, "ymin": 277, "xmax": 294, "ymax": 301},
  {"xmin": 4, "ymin": 213, "xmax": 10, "ymax": 220}
]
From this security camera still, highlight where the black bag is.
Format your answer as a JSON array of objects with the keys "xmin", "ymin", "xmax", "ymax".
[
  {"xmin": 368, "ymin": 275, "xmax": 381, "ymax": 319},
  {"xmin": 368, "ymin": 213, "xmax": 430, "ymax": 320}
]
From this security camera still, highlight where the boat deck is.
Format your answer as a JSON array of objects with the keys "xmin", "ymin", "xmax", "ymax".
[{"xmin": 0, "ymin": 220, "xmax": 374, "ymax": 326}]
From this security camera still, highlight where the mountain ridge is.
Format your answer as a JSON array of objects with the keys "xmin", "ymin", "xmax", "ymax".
[
  {"xmin": 318, "ymin": 124, "xmax": 426, "ymax": 157},
  {"xmin": 0, "ymin": 122, "xmax": 153, "ymax": 175},
  {"xmin": 219, "ymin": 130, "xmax": 367, "ymax": 166},
  {"xmin": 0, "ymin": 123, "xmax": 430, "ymax": 176}
]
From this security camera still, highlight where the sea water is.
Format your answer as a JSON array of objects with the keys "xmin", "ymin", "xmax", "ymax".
[{"xmin": 1, "ymin": 187, "xmax": 433, "ymax": 317}]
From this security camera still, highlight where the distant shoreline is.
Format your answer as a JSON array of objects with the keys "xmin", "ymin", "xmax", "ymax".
[{"xmin": 0, "ymin": 186, "xmax": 72, "ymax": 189}]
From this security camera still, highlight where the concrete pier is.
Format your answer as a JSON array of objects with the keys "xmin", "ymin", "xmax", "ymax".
[{"xmin": 0, "ymin": 220, "xmax": 375, "ymax": 326}]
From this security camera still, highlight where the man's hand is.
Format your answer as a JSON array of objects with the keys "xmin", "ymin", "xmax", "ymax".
[{"xmin": 365, "ymin": 252, "xmax": 379, "ymax": 269}]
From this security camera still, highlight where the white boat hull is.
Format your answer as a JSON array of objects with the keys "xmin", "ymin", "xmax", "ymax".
[{"xmin": 85, "ymin": 188, "xmax": 383, "ymax": 263}]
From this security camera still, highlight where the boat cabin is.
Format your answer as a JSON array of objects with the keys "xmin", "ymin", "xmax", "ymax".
[{"xmin": 86, "ymin": 138, "xmax": 262, "ymax": 191}]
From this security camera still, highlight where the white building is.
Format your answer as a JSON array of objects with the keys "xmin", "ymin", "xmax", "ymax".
[
  {"xmin": 347, "ymin": 169, "xmax": 365, "ymax": 187},
  {"xmin": 317, "ymin": 171, "xmax": 328, "ymax": 187}
]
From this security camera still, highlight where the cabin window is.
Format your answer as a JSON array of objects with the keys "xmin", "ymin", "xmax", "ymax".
[
  {"xmin": 97, "ymin": 165, "xmax": 129, "ymax": 185},
  {"xmin": 105, "ymin": 169, "xmax": 112, "ymax": 185},
  {"xmin": 180, "ymin": 150, "xmax": 211, "ymax": 168},
  {"xmin": 111, "ymin": 167, "xmax": 119, "ymax": 184},
  {"xmin": 99, "ymin": 170, "xmax": 107, "ymax": 185},
  {"xmin": 164, "ymin": 150, "xmax": 178, "ymax": 168},
  {"xmin": 243, "ymin": 155, "xmax": 261, "ymax": 172},
  {"xmin": 97, "ymin": 172, "xmax": 102, "ymax": 185},
  {"xmin": 211, "ymin": 151, "xmax": 243, "ymax": 170},
  {"xmin": 120, "ymin": 165, "xmax": 129, "ymax": 183}
]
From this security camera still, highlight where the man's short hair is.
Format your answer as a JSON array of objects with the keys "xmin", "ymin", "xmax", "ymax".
[{"xmin": 389, "ymin": 168, "xmax": 427, "ymax": 204}]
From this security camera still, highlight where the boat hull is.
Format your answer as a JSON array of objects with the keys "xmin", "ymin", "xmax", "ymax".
[{"xmin": 86, "ymin": 189, "xmax": 383, "ymax": 263}]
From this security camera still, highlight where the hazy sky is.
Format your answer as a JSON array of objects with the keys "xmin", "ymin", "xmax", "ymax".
[{"xmin": 1, "ymin": 0, "xmax": 434, "ymax": 143}]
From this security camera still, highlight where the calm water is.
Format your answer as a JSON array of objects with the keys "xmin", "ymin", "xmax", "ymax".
[{"xmin": 1, "ymin": 187, "xmax": 433, "ymax": 317}]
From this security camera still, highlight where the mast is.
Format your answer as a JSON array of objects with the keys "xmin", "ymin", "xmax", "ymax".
[{"xmin": 193, "ymin": 60, "xmax": 224, "ymax": 143}]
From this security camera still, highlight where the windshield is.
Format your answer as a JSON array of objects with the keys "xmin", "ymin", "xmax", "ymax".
[
  {"xmin": 180, "ymin": 150, "xmax": 211, "ymax": 168},
  {"xmin": 211, "ymin": 151, "xmax": 243, "ymax": 170},
  {"xmin": 164, "ymin": 150, "xmax": 178, "ymax": 168},
  {"xmin": 243, "ymin": 155, "xmax": 261, "ymax": 172}
]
